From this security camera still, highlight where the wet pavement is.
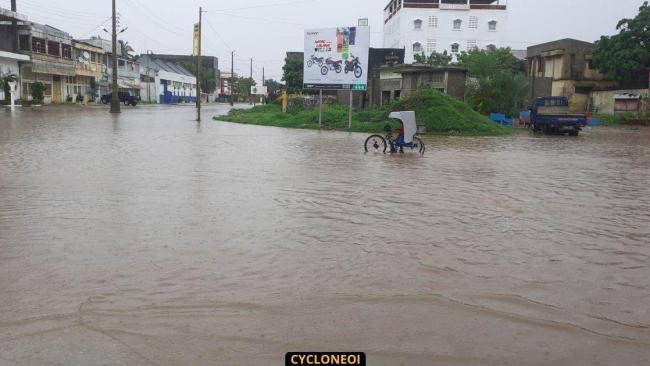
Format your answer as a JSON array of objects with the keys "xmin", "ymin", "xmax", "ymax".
[{"xmin": 1, "ymin": 104, "xmax": 649, "ymax": 365}]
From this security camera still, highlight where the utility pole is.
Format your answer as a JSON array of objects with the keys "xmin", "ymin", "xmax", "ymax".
[
  {"xmin": 196, "ymin": 7, "xmax": 203, "ymax": 122},
  {"xmin": 146, "ymin": 50, "xmax": 152, "ymax": 104},
  {"xmin": 249, "ymin": 58, "xmax": 253, "ymax": 105},
  {"xmin": 230, "ymin": 51, "xmax": 234, "ymax": 106},
  {"xmin": 262, "ymin": 67, "xmax": 265, "ymax": 105},
  {"xmin": 110, "ymin": 0, "xmax": 120, "ymax": 113}
]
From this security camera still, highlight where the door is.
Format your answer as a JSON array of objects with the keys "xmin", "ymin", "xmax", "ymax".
[{"xmin": 52, "ymin": 75, "xmax": 62, "ymax": 103}]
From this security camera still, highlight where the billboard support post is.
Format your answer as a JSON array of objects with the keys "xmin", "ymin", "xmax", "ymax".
[
  {"xmin": 348, "ymin": 91, "xmax": 353, "ymax": 129},
  {"xmin": 319, "ymin": 89, "xmax": 323, "ymax": 129}
]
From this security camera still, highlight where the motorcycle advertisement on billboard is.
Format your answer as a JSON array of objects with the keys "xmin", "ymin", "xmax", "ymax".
[{"xmin": 303, "ymin": 26, "xmax": 370, "ymax": 90}]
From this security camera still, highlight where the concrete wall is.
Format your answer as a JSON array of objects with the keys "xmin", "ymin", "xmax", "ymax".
[
  {"xmin": 0, "ymin": 24, "xmax": 18, "ymax": 52},
  {"xmin": 446, "ymin": 70, "xmax": 466, "ymax": 100},
  {"xmin": 591, "ymin": 89, "xmax": 650, "ymax": 115}
]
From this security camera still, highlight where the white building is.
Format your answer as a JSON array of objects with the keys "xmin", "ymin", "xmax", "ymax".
[
  {"xmin": 138, "ymin": 54, "xmax": 197, "ymax": 104},
  {"xmin": 383, "ymin": 0, "xmax": 508, "ymax": 63}
]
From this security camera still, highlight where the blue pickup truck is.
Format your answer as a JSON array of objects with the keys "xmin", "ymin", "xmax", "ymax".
[{"xmin": 530, "ymin": 97, "xmax": 587, "ymax": 136}]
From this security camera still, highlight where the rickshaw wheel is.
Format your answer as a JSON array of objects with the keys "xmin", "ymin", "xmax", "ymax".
[
  {"xmin": 413, "ymin": 137, "xmax": 425, "ymax": 154},
  {"xmin": 364, "ymin": 135, "xmax": 387, "ymax": 153}
]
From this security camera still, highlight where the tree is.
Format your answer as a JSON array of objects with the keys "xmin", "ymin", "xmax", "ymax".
[
  {"xmin": 458, "ymin": 47, "xmax": 529, "ymax": 116},
  {"xmin": 413, "ymin": 51, "xmax": 453, "ymax": 66},
  {"xmin": 232, "ymin": 77, "xmax": 256, "ymax": 102},
  {"xmin": 0, "ymin": 70, "xmax": 18, "ymax": 105},
  {"xmin": 593, "ymin": 1, "xmax": 650, "ymax": 84},
  {"xmin": 458, "ymin": 47, "xmax": 521, "ymax": 77},
  {"xmin": 264, "ymin": 79, "xmax": 285, "ymax": 101},
  {"xmin": 30, "ymin": 82, "xmax": 46, "ymax": 104},
  {"xmin": 118, "ymin": 40, "xmax": 134, "ymax": 59},
  {"xmin": 282, "ymin": 55, "xmax": 303, "ymax": 93}
]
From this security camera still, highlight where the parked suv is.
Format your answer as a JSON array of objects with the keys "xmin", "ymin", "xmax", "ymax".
[{"xmin": 100, "ymin": 91, "xmax": 140, "ymax": 106}]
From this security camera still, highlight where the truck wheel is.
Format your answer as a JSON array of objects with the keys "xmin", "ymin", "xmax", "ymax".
[{"xmin": 569, "ymin": 131, "xmax": 579, "ymax": 137}]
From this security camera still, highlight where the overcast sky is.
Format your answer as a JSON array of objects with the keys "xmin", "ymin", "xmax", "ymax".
[{"xmin": 2, "ymin": 0, "xmax": 645, "ymax": 82}]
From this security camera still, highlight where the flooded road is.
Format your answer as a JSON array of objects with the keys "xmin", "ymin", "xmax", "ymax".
[{"xmin": 1, "ymin": 105, "xmax": 649, "ymax": 365}]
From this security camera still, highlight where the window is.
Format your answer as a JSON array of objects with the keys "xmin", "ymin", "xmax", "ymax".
[
  {"xmin": 47, "ymin": 41, "xmax": 60, "ymax": 57},
  {"xmin": 453, "ymin": 19, "xmax": 462, "ymax": 30},
  {"xmin": 62, "ymin": 45, "xmax": 72, "ymax": 59},
  {"xmin": 430, "ymin": 73, "xmax": 444, "ymax": 83},
  {"xmin": 414, "ymin": 19, "xmax": 422, "ymax": 30},
  {"xmin": 488, "ymin": 20, "xmax": 497, "ymax": 31},
  {"xmin": 428, "ymin": 16, "xmax": 438, "ymax": 28},
  {"xmin": 469, "ymin": 16, "xmax": 478, "ymax": 29},
  {"xmin": 451, "ymin": 43, "xmax": 460, "ymax": 53},
  {"xmin": 32, "ymin": 37, "xmax": 46, "ymax": 53},
  {"xmin": 19, "ymin": 35, "xmax": 30, "ymax": 51},
  {"xmin": 467, "ymin": 40, "xmax": 477, "ymax": 51},
  {"xmin": 413, "ymin": 42, "xmax": 422, "ymax": 53},
  {"xmin": 426, "ymin": 39, "xmax": 436, "ymax": 54}
]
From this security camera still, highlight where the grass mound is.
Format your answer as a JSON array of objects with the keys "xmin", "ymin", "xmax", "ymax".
[
  {"xmin": 390, "ymin": 88, "xmax": 507, "ymax": 135},
  {"xmin": 216, "ymin": 87, "xmax": 510, "ymax": 136}
]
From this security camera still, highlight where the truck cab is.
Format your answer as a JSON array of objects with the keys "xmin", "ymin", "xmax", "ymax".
[{"xmin": 530, "ymin": 97, "xmax": 587, "ymax": 136}]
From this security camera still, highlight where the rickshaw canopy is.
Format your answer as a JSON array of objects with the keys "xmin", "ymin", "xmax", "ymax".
[{"xmin": 389, "ymin": 111, "xmax": 417, "ymax": 144}]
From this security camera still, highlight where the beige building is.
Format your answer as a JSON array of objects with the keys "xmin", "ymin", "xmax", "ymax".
[
  {"xmin": 70, "ymin": 40, "xmax": 104, "ymax": 102},
  {"xmin": 17, "ymin": 23, "xmax": 75, "ymax": 103},
  {"xmin": 527, "ymin": 38, "xmax": 617, "ymax": 112},
  {"xmin": 377, "ymin": 64, "xmax": 467, "ymax": 105}
]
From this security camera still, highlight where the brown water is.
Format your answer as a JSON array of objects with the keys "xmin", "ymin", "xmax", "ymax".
[{"xmin": 1, "ymin": 105, "xmax": 649, "ymax": 365}]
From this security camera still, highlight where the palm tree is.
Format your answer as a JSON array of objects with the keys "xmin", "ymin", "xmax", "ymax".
[
  {"xmin": 118, "ymin": 40, "xmax": 134, "ymax": 60},
  {"xmin": 0, "ymin": 71, "xmax": 18, "ymax": 105}
]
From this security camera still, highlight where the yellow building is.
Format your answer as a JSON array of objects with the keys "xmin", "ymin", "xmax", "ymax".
[
  {"xmin": 70, "ymin": 40, "xmax": 104, "ymax": 103},
  {"xmin": 527, "ymin": 38, "xmax": 617, "ymax": 112}
]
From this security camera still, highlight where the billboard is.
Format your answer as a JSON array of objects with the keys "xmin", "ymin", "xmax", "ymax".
[
  {"xmin": 303, "ymin": 26, "xmax": 370, "ymax": 90},
  {"xmin": 251, "ymin": 85, "xmax": 268, "ymax": 96}
]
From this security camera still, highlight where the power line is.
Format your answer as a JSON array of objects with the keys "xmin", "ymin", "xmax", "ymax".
[
  {"xmin": 210, "ymin": 0, "xmax": 317, "ymax": 13},
  {"xmin": 19, "ymin": 0, "xmax": 107, "ymax": 18},
  {"xmin": 209, "ymin": 12, "xmax": 312, "ymax": 27}
]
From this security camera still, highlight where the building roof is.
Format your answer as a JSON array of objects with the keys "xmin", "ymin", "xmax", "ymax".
[
  {"xmin": 72, "ymin": 40, "xmax": 105, "ymax": 53},
  {"xmin": 510, "ymin": 49, "xmax": 527, "ymax": 60},
  {"xmin": 385, "ymin": 0, "xmax": 506, "ymax": 11},
  {"xmin": 526, "ymin": 38, "xmax": 595, "ymax": 58},
  {"xmin": 0, "ymin": 7, "xmax": 28, "ymax": 22},
  {"xmin": 138, "ymin": 54, "xmax": 195, "ymax": 77}
]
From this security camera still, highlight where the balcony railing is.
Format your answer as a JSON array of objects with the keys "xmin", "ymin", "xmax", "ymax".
[{"xmin": 440, "ymin": 3, "xmax": 470, "ymax": 10}]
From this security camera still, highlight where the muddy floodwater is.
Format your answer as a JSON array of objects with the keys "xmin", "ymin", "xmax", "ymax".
[{"xmin": 1, "ymin": 105, "xmax": 649, "ymax": 365}]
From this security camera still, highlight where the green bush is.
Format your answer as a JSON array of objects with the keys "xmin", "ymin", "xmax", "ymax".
[
  {"xmin": 596, "ymin": 113, "xmax": 645, "ymax": 126},
  {"xmin": 30, "ymin": 82, "xmax": 46, "ymax": 104}
]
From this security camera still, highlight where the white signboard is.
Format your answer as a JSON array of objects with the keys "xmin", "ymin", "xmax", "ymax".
[
  {"xmin": 303, "ymin": 26, "xmax": 370, "ymax": 90},
  {"xmin": 251, "ymin": 85, "xmax": 268, "ymax": 95}
]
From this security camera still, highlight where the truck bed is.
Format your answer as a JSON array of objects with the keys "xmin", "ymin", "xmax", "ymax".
[{"xmin": 537, "ymin": 106, "xmax": 583, "ymax": 117}]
